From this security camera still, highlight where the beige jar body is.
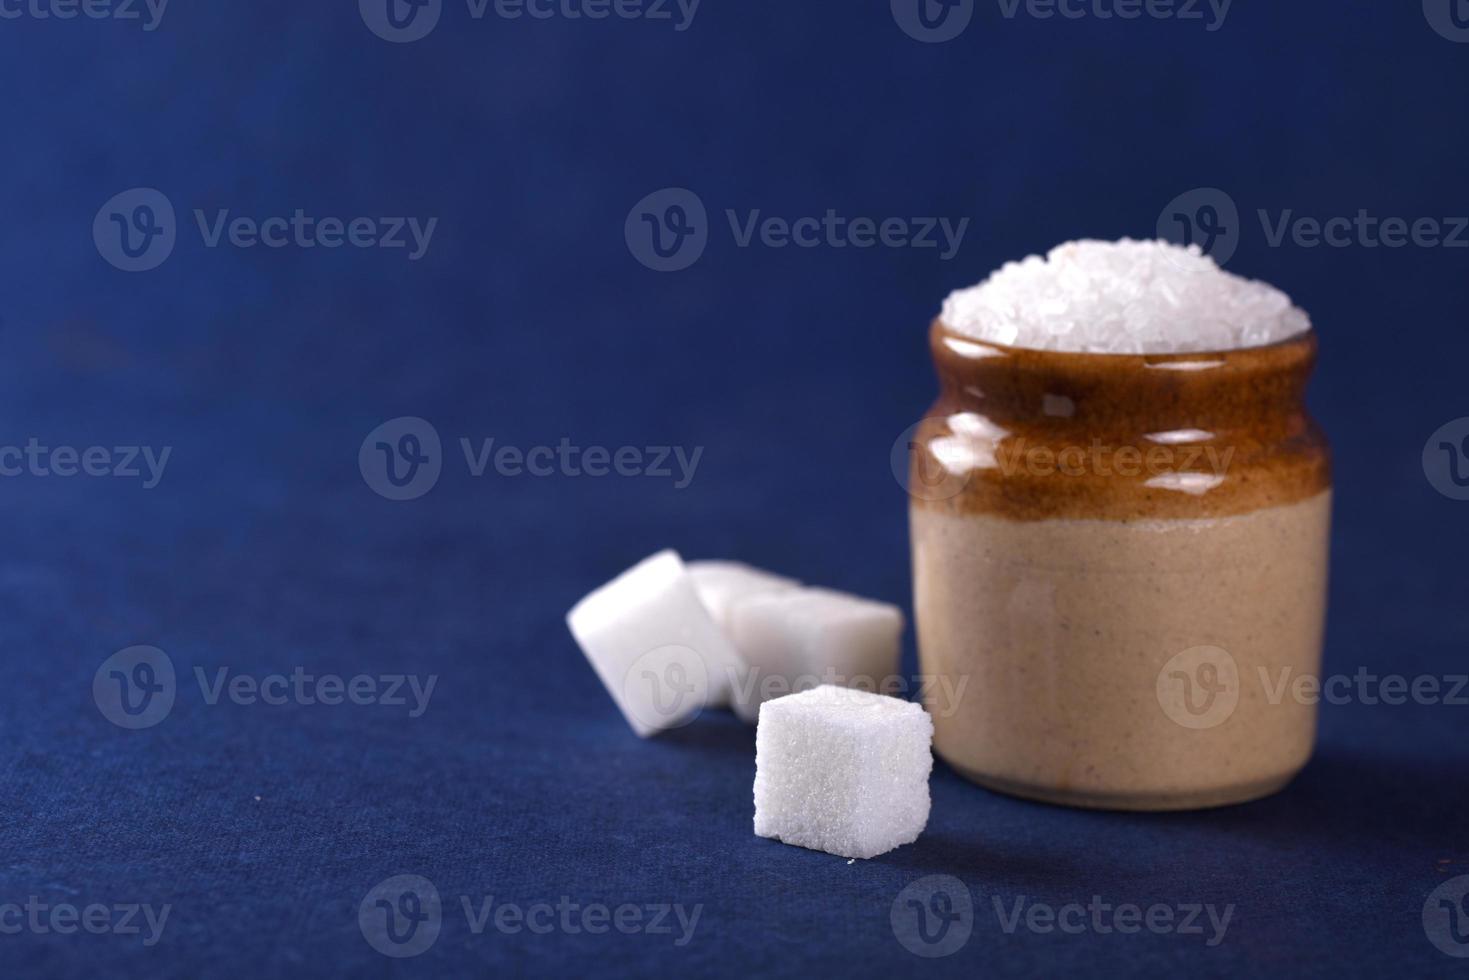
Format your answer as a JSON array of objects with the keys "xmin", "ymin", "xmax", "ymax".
[{"xmin": 909, "ymin": 326, "xmax": 1332, "ymax": 811}]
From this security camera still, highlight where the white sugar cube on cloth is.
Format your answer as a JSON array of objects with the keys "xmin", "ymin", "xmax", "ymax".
[
  {"xmin": 728, "ymin": 588, "xmax": 903, "ymax": 723},
  {"xmin": 687, "ymin": 561, "xmax": 800, "ymax": 704},
  {"xmin": 566, "ymin": 550, "xmax": 746, "ymax": 737},
  {"xmin": 687, "ymin": 561, "xmax": 800, "ymax": 625},
  {"xmin": 754, "ymin": 685, "xmax": 934, "ymax": 859}
]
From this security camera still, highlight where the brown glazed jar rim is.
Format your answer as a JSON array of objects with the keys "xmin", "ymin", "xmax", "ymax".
[
  {"xmin": 916, "ymin": 319, "xmax": 1331, "ymax": 521},
  {"xmin": 929, "ymin": 319, "xmax": 1318, "ymax": 429},
  {"xmin": 932, "ymin": 318, "xmax": 1316, "ymax": 371}
]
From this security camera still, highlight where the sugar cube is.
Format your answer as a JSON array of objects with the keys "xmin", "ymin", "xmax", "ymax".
[
  {"xmin": 566, "ymin": 550, "xmax": 746, "ymax": 737},
  {"xmin": 687, "ymin": 561, "xmax": 800, "ymax": 704},
  {"xmin": 754, "ymin": 685, "xmax": 934, "ymax": 859},
  {"xmin": 687, "ymin": 560, "xmax": 800, "ymax": 626},
  {"xmin": 728, "ymin": 588, "xmax": 903, "ymax": 723}
]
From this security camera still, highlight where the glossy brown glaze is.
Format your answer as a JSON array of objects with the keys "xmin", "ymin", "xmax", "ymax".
[{"xmin": 910, "ymin": 320, "xmax": 1331, "ymax": 521}]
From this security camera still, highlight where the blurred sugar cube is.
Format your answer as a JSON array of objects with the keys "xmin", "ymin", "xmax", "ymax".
[
  {"xmin": 565, "ymin": 550, "xmax": 745, "ymax": 737},
  {"xmin": 687, "ymin": 561, "xmax": 800, "ymax": 704},
  {"xmin": 687, "ymin": 560, "xmax": 800, "ymax": 625},
  {"xmin": 753, "ymin": 685, "xmax": 933, "ymax": 859},
  {"xmin": 728, "ymin": 588, "xmax": 903, "ymax": 723}
]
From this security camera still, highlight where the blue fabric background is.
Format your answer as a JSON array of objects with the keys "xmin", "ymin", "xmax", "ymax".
[{"xmin": 2, "ymin": 1, "xmax": 1467, "ymax": 976}]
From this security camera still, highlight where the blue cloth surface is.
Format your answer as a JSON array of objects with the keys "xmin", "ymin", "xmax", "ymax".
[{"xmin": 2, "ymin": 2, "xmax": 1468, "ymax": 977}]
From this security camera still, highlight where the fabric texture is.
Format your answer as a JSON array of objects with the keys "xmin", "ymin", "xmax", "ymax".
[{"xmin": 1, "ymin": 3, "xmax": 1466, "ymax": 977}]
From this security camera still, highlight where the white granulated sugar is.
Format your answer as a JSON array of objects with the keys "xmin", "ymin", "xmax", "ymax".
[
  {"xmin": 940, "ymin": 239, "xmax": 1312, "ymax": 354},
  {"xmin": 753, "ymin": 686, "xmax": 933, "ymax": 860}
]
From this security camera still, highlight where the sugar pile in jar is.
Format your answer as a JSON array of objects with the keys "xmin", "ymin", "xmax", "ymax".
[{"xmin": 939, "ymin": 238, "xmax": 1312, "ymax": 354}]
